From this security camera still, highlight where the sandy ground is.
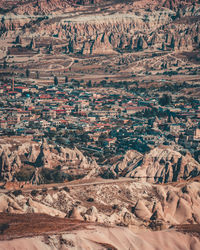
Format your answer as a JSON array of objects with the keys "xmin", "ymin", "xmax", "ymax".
[{"xmin": 0, "ymin": 225, "xmax": 199, "ymax": 250}]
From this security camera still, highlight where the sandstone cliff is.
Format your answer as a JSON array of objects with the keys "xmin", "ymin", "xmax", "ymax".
[
  {"xmin": 113, "ymin": 146, "xmax": 200, "ymax": 183},
  {"xmin": 1, "ymin": 176, "xmax": 200, "ymax": 227},
  {"xmin": 0, "ymin": 1, "xmax": 199, "ymax": 57},
  {"xmin": 0, "ymin": 138, "xmax": 98, "ymax": 184}
]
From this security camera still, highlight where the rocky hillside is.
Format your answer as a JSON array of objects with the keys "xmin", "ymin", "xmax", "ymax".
[
  {"xmin": 0, "ymin": 138, "xmax": 98, "ymax": 184},
  {"xmin": 0, "ymin": 219, "xmax": 199, "ymax": 250},
  {"xmin": 0, "ymin": 0, "xmax": 199, "ymax": 82},
  {"xmin": 0, "ymin": 0, "xmax": 72, "ymax": 15},
  {"xmin": 85, "ymin": 146, "xmax": 200, "ymax": 183},
  {"xmin": 114, "ymin": 146, "xmax": 200, "ymax": 183},
  {"xmin": 0, "ymin": 137, "xmax": 200, "ymax": 185},
  {"xmin": 1, "ymin": 176, "xmax": 200, "ymax": 227},
  {"xmin": 0, "ymin": 0, "xmax": 199, "ymax": 13},
  {"xmin": 0, "ymin": 0, "xmax": 199, "ymax": 57}
]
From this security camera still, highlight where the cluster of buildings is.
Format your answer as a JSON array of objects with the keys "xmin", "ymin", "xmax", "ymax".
[{"xmin": 0, "ymin": 78, "xmax": 200, "ymax": 161}]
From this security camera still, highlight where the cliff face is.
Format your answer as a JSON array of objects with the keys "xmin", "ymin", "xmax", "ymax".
[
  {"xmin": 1, "ymin": 176, "xmax": 200, "ymax": 228},
  {"xmin": 0, "ymin": 0, "xmax": 199, "ymax": 13},
  {"xmin": 0, "ymin": 139, "xmax": 97, "ymax": 184},
  {"xmin": 113, "ymin": 146, "xmax": 200, "ymax": 183},
  {"xmin": 0, "ymin": 138, "xmax": 199, "ymax": 185},
  {"xmin": 0, "ymin": 1, "xmax": 199, "ymax": 57},
  {"xmin": 57, "ymin": 13, "xmax": 192, "ymax": 55}
]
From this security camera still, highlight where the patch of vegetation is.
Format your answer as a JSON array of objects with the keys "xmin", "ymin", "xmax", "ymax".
[
  {"xmin": 63, "ymin": 186, "xmax": 70, "ymax": 193},
  {"xmin": 40, "ymin": 168, "xmax": 66, "ymax": 183},
  {"xmin": 87, "ymin": 197, "xmax": 94, "ymax": 202},
  {"xmin": 42, "ymin": 188, "xmax": 48, "ymax": 193},
  {"xmin": 31, "ymin": 189, "xmax": 39, "ymax": 197},
  {"xmin": 15, "ymin": 166, "xmax": 35, "ymax": 181},
  {"xmin": 112, "ymin": 204, "xmax": 119, "ymax": 210},
  {"xmin": 158, "ymin": 94, "xmax": 172, "ymax": 106},
  {"xmin": 12, "ymin": 190, "xmax": 22, "ymax": 197},
  {"xmin": 0, "ymin": 223, "xmax": 9, "ymax": 234},
  {"xmin": 100, "ymin": 170, "xmax": 118, "ymax": 179}
]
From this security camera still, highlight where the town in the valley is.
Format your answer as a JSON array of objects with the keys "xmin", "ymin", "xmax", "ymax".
[{"xmin": 0, "ymin": 75, "xmax": 200, "ymax": 164}]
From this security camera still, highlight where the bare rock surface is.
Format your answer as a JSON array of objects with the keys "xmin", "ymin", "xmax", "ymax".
[
  {"xmin": 0, "ymin": 194, "xmax": 23, "ymax": 213},
  {"xmin": 0, "ymin": 226, "xmax": 199, "ymax": 250},
  {"xmin": 114, "ymin": 146, "xmax": 200, "ymax": 183},
  {"xmin": 0, "ymin": 139, "xmax": 98, "ymax": 184},
  {"xmin": 26, "ymin": 198, "xmax": 66, "ymax": 218},
  {"xmin": 0, "ymin": 177, "xmax": 200, "ymax": 226}
]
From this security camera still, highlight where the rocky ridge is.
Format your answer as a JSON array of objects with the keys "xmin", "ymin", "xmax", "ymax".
[
  {"xmin": 116, "ymin": 146, "xmax": 200, "ymax": 182},
  {"xmin": 0, "ymin": 176, "xmax": 200, "ymax": 227},
  {"xmin": 0, "ymin": 138, "xmax": 200, "ymax": 184},
  {"xmin": 86, "ymin": 146, "xmax": 200, "ymax": 183},
  {"xmin": 1, "ymin": 0, "xmax": 199, "ymax": 14},
  {"xmin": 0, "ymin": 138, "xmax": 97, "ymax": 184},
  {"xmin": 0, "ymin": 1, "xmax": 199, "ymax": 57}
]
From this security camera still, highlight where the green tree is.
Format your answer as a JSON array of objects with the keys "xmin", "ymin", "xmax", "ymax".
[
  {"xmin": 29, "ymin": 38, "xmax": 36, "ymax": 49},
  {"xmin": 26, "ymin": 68, "xmax": 30, "ymax": 78},
  {"xmin": 158, "ymin": 94, "xmax": 172, "ymax": 106},
  {"xmin": 97, "ymin": 133, "xmax": 107, "ymax": 147},
  {"xmin": 15, "ymin": 35, "xmax": 21, "ymax": 44},
  {"xmin": 36, "ymin": 71, "xmax": 39, "ymax": 79},
  {"xmin": 170, "ymin": 36, "xmax": 175, "ymax": 49},
  {"xmin": 87, "ymin": 80, "xmax": 92, "ymax": 88},
  {"xmin": 3, "ymin": 60, "xmax": 7, "ymax": 69},
  {"xmin": 54, "ymin": 76, "xmax": 58, "ymax": 85}
]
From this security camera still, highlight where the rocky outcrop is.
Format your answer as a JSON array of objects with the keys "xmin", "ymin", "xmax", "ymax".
[
  {"xmin": 12, "ymin": 154, "xmax": 21, "ymax": 169},
  {"xmin": 27, "ymin": 145, "xmax": 38, "ymax": 163},
  {"xmin": 0, "ymin": 139, "xmax": 199, "ymax": 185},
  {"xmin": 1, "ymin": 177, "xmax": 200, "ymax": 227},
  {"xmin": 0, "ymin": 151, "xmax": 21, "ymax": 181},
  {"xmin": 30, "ymin": 168, "xmax": 44, "ymax": 185},
  {"xmin": 156, "ymin": 181, "xmax": 200, "ymax": 224},
  {"xmin": 83, "ymin": 159, "xmax": 100, "ymax": 179},
  {"xmin": 69, "ymin": 207, "xmax": 84, "ymax": 221},
  {"xmin": 27, "ymin": 198, "xmax": 66, "ymax": 218},
  {"xmin": 35, "ymin": 138, "xmax": 52, "ymax": 168},
  {"xmin": 133, "ymin": 200, "xmax": 152, "ymax": 221},
  {"xmin": 114, "ymin": 146, "xmax": 200, "ymax": 183},
  {"xmin": 0, "ymin": 139, "xmax": 99, "ymax": 184},
  {"xmin": 114, "ymin": 150, "xmax": 143, "ymax": 176},
  {"xmin": 0, "ymin": 194, "xmax": 23, "ymax": 213},
  {"xmin": 0, "ymin": 1, "xmax": 199, "ymax": 56},
  {"xmin": 35, "ymin": 13, "xmax": 200, "ymax": 54},
  {"xmin": 0, "ymin": 151, "xmax": 12, "ymax": 181}
]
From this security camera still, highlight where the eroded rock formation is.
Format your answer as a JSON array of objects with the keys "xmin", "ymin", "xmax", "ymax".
[
  {"xmin": 0, "ymin": 139, "xmax": 99, "ymax": 184},
  {"xmin": 0, "ymin": 1, "xmax": 199, "ymax": 56},
  {"xmin": 112, "ymin": 146, "xmax": 200, "ymax": 183}
]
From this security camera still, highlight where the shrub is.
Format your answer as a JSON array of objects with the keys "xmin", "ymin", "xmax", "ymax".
[
  {"xmin": 63, "ymin": 186, "xmax": 70, "ymax": 193},
  {"xmin": 31, "ymin": 189, "xmax": 39, "ymax": 197},
  {"xmin": 40, "ymin": 168, "xmax": 68, "ymax": 183},
  {"xmin": 131, "ymin": 207, "xmax": 135, "ymax": 213},
  {"xmin": 87, "ymin": 198, "xmax": 94, "ymax": 202},
  {"xmin": 112, "ymin": 204, "xmax": 119, "ymax": 210},
  {"xmin": 42, "ymin": 188, "xmax": 47, "ymax": 193},
  {"xmin": 158, "ymin": 94, "xmax": 172, "ymax": 106},
  {"xmin": 15, "ymin": 166, "xmax": 35, "ymax": 181},
  {"xmin": 12, "ymin": 190, "xmax": 22, "ymax": 197},
  {"xmin": 0, "ymin": 223, "xmax": 9, "ymax": 234}
]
